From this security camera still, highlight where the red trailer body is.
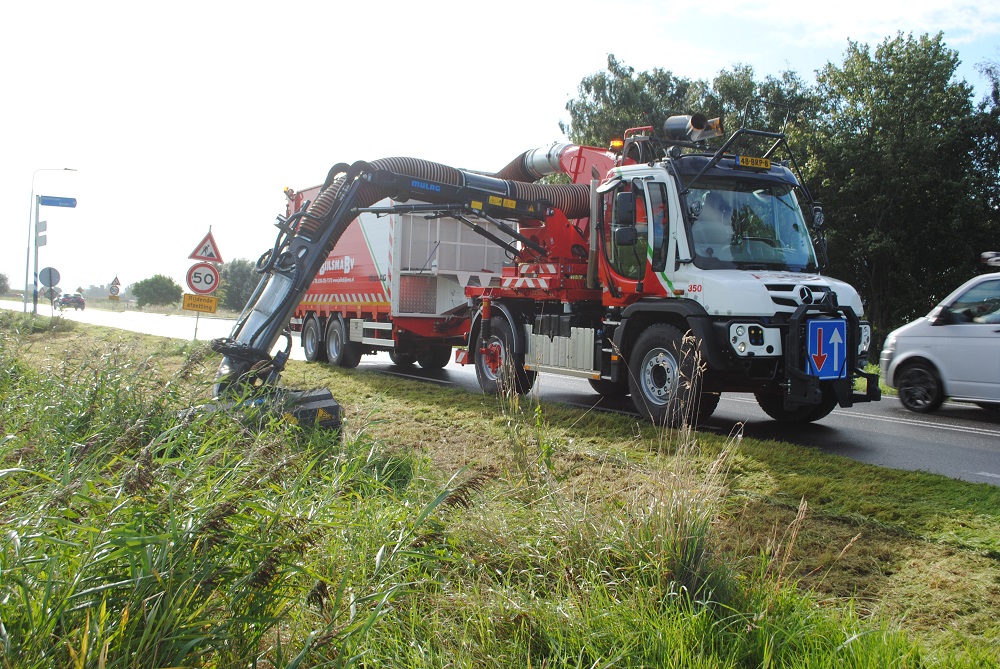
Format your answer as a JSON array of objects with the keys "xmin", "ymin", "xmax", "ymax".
[{"xmin": 285, "ymin": 186, "xmax": 504, "ymax": 369}]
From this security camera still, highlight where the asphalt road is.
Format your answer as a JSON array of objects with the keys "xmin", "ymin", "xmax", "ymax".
[{"xmin": 9, "ymin": 301, "xmax": 999, "ymax": 486}]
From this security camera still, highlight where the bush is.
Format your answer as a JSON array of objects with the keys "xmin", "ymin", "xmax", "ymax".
[{"xmin": 131, "ymin": 274, "xmax": 182, "ymax": 307}]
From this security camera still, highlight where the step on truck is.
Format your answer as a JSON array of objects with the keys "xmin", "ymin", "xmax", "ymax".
[{"xmin": 214, "ymin": 103, "xmax": 879, "ymax": 428}]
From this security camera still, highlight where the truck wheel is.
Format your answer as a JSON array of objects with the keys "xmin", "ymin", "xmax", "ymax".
[
  {"xmin": 302, "ymin": 316, "xmax": 327, "ymax": 362},
  {"xmin": 417, "ymin": 345, "xmax": 452, "ymax": 369},
  {"xmin": 588, "ymin": 377, "xmax": 629, "ymax": 398},
  {"xmin": 475, "ymin": 315, "xmax": 535, "ymax": 395},
  {"xmin": 897, "ymin": 361, "xmax": 944, "ymax": 413},
  {"xmin": 324, "ymin": 318, "xmax": 363, "ymax": 369},
  {"xmin": 627, "ymin": 324, "xmax": 697, "ymax": 427},
  {"xmin": 389, "ymin": 350, "xmax": 416, "ymax": 366},
  {"xmin": 698, "ymin": 392, "xmax": 721, "ymax": 421},
  {"xmin": 754, "ymin": 386, "xmax": 838, "ymax": 423}
]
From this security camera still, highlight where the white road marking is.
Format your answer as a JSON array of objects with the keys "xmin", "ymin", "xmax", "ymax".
[
  {"xmin": 723, "ymin": 396, "xmax": 1000, "ymax": 438},
  {"xmin": 974, "ymin": 471, "xmax": 1000, "ymax": 480}
]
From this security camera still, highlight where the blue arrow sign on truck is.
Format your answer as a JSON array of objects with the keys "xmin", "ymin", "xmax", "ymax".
[
  {"xmin": 807, "ymin": 319, "xmax": 848, "ymax": 380},
  {"xmin": 38, "ymin": 196, "xmax": 77, "ymax": 208}
]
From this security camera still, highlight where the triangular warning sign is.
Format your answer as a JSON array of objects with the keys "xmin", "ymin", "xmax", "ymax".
[
  {"xmin": 316, "ymin": 407, "xmax": 334, "ymax": 423},
  {"xmin": 189, "ymin": 231, "xmax": 224, "ymax": 263},
  {"xmin": 110, "ymin": 275, "xmax": 121, "ymax": 287}
]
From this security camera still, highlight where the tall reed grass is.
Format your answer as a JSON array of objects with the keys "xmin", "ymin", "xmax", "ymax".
[{"xmin": 1, "ymin": 314, "xmax": 987, "ymax": 667}]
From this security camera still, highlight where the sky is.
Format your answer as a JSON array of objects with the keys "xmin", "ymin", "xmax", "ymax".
[{"xmin": 2, "ymin": 0, "xmax": 999, "ymax": 296}]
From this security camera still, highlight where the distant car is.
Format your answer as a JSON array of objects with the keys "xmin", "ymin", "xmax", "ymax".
[
  {"xmin": 880, "ymin": 272, "xmax": 1000, "ymax": 413},
  {"xmin": 59, "ymin": 293, "xmax": 86, "ymax": 310}
]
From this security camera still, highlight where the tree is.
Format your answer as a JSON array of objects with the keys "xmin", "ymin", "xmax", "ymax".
[
  {"xmin": 219, "ymin": 258, "xmax": 260, "ymax": 312},
  {"xmin": 807, "ymin": 32, "xmax": 992, "ymax": 345},
  {"xmin": 562, "ymin": 54, "xmax": 701, "ymax": 147},
  {"xmin": 131, "ymin": 275, "xmax": 182, "ymax": 308},
  {"xmin": 0, "ymin": 273, "xmax": 9, "ymax": 296}
]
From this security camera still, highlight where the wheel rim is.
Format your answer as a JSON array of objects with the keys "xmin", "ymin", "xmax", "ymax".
[
  {"xmin": 900, "ymin": 367, "xmax": 936, "ymax": 409},
  {"xmin": 327, "ymin": 325, "xmax": 344, "ymax": 360},
  {"xmin": 638, "ymin": 348, "xmax": 679, "ymax": 407},
  {"xmin": 303, "ymin": 322, "xmax": 319, "ymax": 358}
]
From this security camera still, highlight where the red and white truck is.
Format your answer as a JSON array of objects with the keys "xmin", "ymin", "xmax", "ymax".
[{"xmin": 216, "ymin": 109, "xmax": 879, "ymax": 427}]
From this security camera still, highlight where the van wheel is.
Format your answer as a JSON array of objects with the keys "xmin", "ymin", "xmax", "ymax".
[
  {"xmin": 897, "ymin": 361, "xmax": 944, "ymax": 413},
  {"xmin": 302, "ymin": 316, "xmax": 327, "ymax": 362},
  {"xmin": 475, "ymin": 316, "xmax": 535, "ymax": 395}
]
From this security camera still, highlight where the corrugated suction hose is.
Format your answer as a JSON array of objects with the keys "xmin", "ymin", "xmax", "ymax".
[{"xmin": 297, "ymin": 156, "xmax": 589, "ymax": 257}]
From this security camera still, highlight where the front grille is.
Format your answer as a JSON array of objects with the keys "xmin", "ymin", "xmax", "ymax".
[{"xmin": 764, "ymin": 283, "xmax": 830, "ymax": 310}]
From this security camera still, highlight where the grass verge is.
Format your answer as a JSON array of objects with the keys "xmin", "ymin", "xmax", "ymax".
[{"xmin": 1, "ymin": 311, "xmax": 997, "ymax": 667}]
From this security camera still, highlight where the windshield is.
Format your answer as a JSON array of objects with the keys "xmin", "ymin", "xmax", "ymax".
[{"xmin": 686, "ymin": 181, "xmax": 818, "ymax": 271}]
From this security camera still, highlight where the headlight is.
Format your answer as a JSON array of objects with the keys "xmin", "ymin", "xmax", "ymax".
[{"xmin": 882, "ymin": 333, "xmax": 895, "ymax": 355}]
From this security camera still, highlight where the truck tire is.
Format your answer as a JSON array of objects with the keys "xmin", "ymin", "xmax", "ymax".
[
  {"xmin": 698, "ymin": 392, "xmax": 721, "ymax": 422},
  {"xmin": 324, "ymin": 317, "xmax": 363, "ymax": 369},
  {"xmin": 302, "ymin": 316, "xmax": 327, "ymax": 362},
  {"xmin": 754, "ymin": 386, "xmax": 837, "ymax": 423},
  {"xmin": 627, "ymin": 324, "xmax": 697, "ymax": 427},
  {"xmin": 475, "ymin": 315, "xmax": 535, "ymax": 395},
  {"xmin": 389, "ymin": 350, "xmax": 416, "ymax": 366},
  {"xmin": 417, "ymin": 345, "xmax": 452, "ymax": 369},
  {"xmin": 588, "ymin": 377, "xmax": 629, "ymax": 398}
]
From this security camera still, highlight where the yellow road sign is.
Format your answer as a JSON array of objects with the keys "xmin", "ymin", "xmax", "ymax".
[{"xmin": 182, "ymin": 293, "xmax": 218, "ymax": 314}]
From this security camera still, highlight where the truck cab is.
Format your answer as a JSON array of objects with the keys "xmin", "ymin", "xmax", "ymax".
[{"xmin": 585, "ymin": 118, "xmax": 877, "ymax": 423}]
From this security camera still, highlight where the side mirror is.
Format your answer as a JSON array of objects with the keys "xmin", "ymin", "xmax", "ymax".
[
  {"xmin": 931, "ymin": 306, "xmax": 956, "ymax": 326},
  {"xmin": 812, "ymin": 206, "xmax": 825, "ymax": 230},
  {"xmin": 615, "ymin": 191, "xmax": 635, "ymax": 226},
  {"xmin": 614, "ymin": 226, "xmax": 638, "ymax": 246}
]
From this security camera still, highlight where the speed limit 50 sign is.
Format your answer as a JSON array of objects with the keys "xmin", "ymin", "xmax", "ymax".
[{"xmin": 186, "ymin": 262, "xmax": 220, "ymax": 295}]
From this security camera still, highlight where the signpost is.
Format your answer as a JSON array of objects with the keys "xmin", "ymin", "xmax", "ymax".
[
  {"xmin": 185, "ymin": 230, "xmax": 224, "ymax": 338},
  {"xmin": 32, "ymin": 193, "xmax": 77, "ymax": 314}
]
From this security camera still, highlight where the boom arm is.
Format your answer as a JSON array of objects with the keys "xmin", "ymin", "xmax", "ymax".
[{"xmin": 212, "ymin": 158, "xmax": 591, "ymax": 401}]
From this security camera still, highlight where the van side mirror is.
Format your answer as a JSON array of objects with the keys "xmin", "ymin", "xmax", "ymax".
[{"xmin": 931, "ymin": 306, "xmax": 956, "ymax": 326}]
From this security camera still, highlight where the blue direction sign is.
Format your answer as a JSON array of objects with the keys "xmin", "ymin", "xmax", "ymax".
[
  {"xmin": 39, "ymin": 195, "xmax": 77, "ymax": 208},
  {"xmin": 807, "ymin": 319, "xmax": 847, "ymax": 380}
]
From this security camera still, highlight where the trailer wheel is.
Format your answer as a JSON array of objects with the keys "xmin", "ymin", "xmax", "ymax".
[
  {"xmin": 417, "ymin": 345, "xmax": 452, "ymax": 369},
  {"xmin": 302, "ymin": 316, "xmax": 327, "ymax": 362},
  {"xmin": 627, "ymin": 324, "xmax": 697, "ymax": 427},
  {"xmin": 389, "ymin": 351, "xmax": 416, "ymax": 366},
  {"xmin": 754, "ymin": 386, "xmax": 838, "ymax": 423},
  {"xmin": 475, "ymin": 315, "xmax": 535, "ymax": 395}
]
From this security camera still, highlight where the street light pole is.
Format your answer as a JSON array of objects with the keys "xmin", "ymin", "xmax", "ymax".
[{"xmin": 24, "ymin": 168, "xmax": 76, "ymax": 313}]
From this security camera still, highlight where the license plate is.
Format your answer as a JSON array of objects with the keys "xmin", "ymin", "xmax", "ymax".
[{"xmin": 736, "ymin": 155, "xmax": 771, "ymax": 170}]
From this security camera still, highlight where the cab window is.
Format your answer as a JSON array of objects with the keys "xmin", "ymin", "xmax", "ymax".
[{"xmin": 648, "ymin": 183, "xmax": 669, "ymax": 271}]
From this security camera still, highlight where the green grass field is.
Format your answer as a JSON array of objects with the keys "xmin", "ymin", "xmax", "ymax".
[{"xmin": 1, "ymin": 311, "xmax": 997, "ymax": 667}]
